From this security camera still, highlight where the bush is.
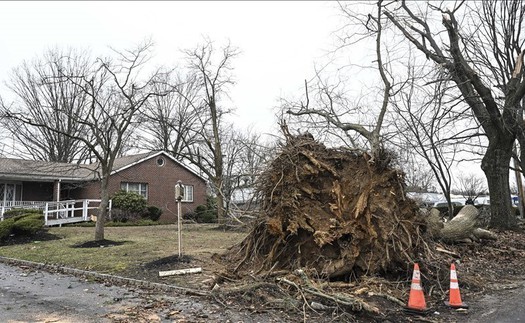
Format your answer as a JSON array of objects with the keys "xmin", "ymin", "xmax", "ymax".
[
  {"xmin": 3, "ymin": 208, "xmax": 43, "ymax": 219},
  {"xmin": 112, "ymin": 190, "xmax": 147, "ymax": 213},
  {"xmin": 12, "ymin": 213, "xmax": 44, "ymax": 235},
  {"xmin": 111, "ymin": 190, "xmax": 147, "ymax": 222},
  {"xmin": 187, "ymin": 197, "xmax": 217, "ymax": 223},
  {"xmin": 0, "ymin": 218, "xmax": 15, "ymax": 240},
  {"xmin": 0, "ymin": 212, "xmax": 44, "ymax": 240},
  {"xmin": 143, "ymin": 206, "xmax": 162, "ymax": 221},
  {"xmin": 110, "ymin": 209, "xmax": 141, "ymax": 223}
]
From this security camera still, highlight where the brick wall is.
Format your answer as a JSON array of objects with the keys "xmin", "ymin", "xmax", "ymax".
[{"xmin": 70, "ymin": 154, "xmax": 207, "ymax": 222}]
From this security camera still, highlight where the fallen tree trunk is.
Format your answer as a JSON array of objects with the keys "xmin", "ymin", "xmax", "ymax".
[
  {"xmin": 427, "ymin": 205, "xmax": 497, "ymax": 242},
  {"xmin": 440, "ymin": 205, "xmax": 479, "ymax": 241},
  {"xmin": 473, "ymin": 228, "xmax": 498, "ymax": 240}
]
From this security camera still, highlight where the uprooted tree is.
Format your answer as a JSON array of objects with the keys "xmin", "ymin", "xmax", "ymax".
[
  {"xmin": 229, "ymin": 129, "xmax": 424, "ymax": 279},
  {"xmin": 224, "ymin": 129, "xmax": 495, "ymax": 282}
]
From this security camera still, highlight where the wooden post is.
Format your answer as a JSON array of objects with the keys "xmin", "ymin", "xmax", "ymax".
[
  {"xmin": 177, "ymin": 198, "xmax": 182, "ymax": 257},
  {"xmin": 175, "ymin": 180, "xmax": 184, "ymax": 258},
  {"xmin": 44, "ymin": 203, "xmax": 49, "ymax": 226},
  {"xmin": 82, "ymin": 200, "xmax": 88, "ymax": 221},
  {"xmin": 514, "ymin": 144, "xmax": 525, "ymax": 218}
]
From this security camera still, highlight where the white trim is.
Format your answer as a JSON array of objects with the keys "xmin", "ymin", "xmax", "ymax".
[{"xmin": 111, "ymin": 151, "xmax": 205, "ymax": 181}]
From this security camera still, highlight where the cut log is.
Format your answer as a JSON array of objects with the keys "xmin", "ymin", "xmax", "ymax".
[
  {"xmin": 159, "ymin": 267, "xmax": 202, "ymax": 277},
  {"xmin": 439, "ymin": 205, "xmax": 479, "ymax": 242},
  {"xmin": 425, "ymin": 208, "xmax": 444, "ymax": 238},
  {"xmin": 426, "ymin": 205, "xmax": 498, "ymax": 243}
]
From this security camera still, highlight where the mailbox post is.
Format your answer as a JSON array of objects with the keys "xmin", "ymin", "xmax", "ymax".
[{"xmin": 175, "ymin": 180, "xmax": 184, "ymax": 257}]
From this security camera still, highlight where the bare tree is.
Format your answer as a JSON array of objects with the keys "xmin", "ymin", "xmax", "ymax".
[
  {"xmin": 181, "ymin": 39, "xmax": 239, "ymax": 225},
  {"xmin": 2, "ymin": 48, "xmax": 92, "ymax": 163},
  {"xmin": 139, "ymin": 71, "xmax": 202, "ymax": 160},
  {"xmin": 222, "ymin": 129, "xmax": 269, "ymax": 217},
  {"xmin": 391, "ymin": 65, "xmax": 482, "ymax": 217},
  {"xmin": 1, "ymin": 41, "xmax": 168, "ymax": 240},
  {"xmin": 457, "ymin": 173, "xmax": 486, "ymax": 204},
  {"xmin": 383, "ymin": 0, "xmax": 525, "ymax": 228},
  {"xmin": 394, "ymin": 142, "xmax": 436, "ymax": 193}
]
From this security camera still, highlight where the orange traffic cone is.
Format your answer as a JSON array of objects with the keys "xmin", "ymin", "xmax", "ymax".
[
  {"xmin": 405, "ymin": 263, "xmax": 429, "ymax": 313},
  {"xmin": 445, "ymin": 263, "xmax": 468, "ymax": 309}
]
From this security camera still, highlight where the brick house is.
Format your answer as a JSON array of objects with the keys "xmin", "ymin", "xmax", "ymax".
[{"xmin": 0, "ymin": 151, "xmax": 207, "ymax": 223}]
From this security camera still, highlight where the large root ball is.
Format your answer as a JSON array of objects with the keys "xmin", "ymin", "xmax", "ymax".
[{"xmin": 228, "ymin": 134, "xmax": 426, "ymax": 279}]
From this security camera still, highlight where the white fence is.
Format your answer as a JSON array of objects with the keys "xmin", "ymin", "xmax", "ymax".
[{"xmin": 0, "ymin": 199, "xmax": 112, "ymax": 226}]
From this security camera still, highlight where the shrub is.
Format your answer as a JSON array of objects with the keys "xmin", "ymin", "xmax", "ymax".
[
  {"xmin": 187, "ymin": 197, "xmax": 217, "ymax": 223},
  {"xmin": 111, "ymin": 190, "xmax": 147, "ymax": 222},
  {"xmin": 12, "ymin": 213, "xmax": 44, "ymax": 235},
  {"xmin": 112, "ymin": 190, "xmax": 147, "ymax": 213},
  {"xmin": 0, "ymin": 212, "xmax": 44, "ymax": 240},
  {"xmin": 3, "ymin": 208, "xmax": 43, "ymax": 219},
  {"xmin": 143, "ymin": 206, "xmax": 162, "ymax": 221},
  {"xmin": 110, "ymin": 209, "xmax": 141, "ymax": 223},
  {"xmin": 0, "ymin": 218, "xmax": 15, "ymax": 240}
]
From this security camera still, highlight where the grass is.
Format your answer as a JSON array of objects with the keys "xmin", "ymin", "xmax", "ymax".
[{"xmin": 0, "ymin": 223, "xmax": 247, "ymax": 276}]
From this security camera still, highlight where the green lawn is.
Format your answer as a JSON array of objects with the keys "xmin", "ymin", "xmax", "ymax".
[{"xmin": 0, "ymin": 224, "xmax": 247, "ymax": 276}]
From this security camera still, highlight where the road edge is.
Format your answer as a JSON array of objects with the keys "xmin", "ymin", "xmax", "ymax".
[{"xmin": 0, "ymin": 256, "xmax": 209, "ymax": 296}]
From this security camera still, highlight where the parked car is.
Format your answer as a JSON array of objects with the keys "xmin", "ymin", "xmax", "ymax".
[{"xmin": 432, "ymin": 199, "xmax": 465, "ymax": 208}]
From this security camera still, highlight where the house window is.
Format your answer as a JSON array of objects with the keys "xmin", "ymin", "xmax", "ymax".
[
  {"xmin": 156, "ymin": 157, "xmax": 165, "ymax": 167},
  {"xmin": 120, "ymin": 182, "xmax": 148, "ymax": 199},
  {"xmin": 178, "ymin": 184, "xmax": 193, "ymax": 202},
  {"xmin": 0, "ymin": 183, "xmax": 22, "ymax": 206}
]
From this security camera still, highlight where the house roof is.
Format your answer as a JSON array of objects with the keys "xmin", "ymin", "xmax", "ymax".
[
  {"xmin": 0, "ymin": 158, "xmax": 96, "ymax": 182},
  {"xmin": 0, "ymin": 151, "xmax": 205, "ymax": 183}
]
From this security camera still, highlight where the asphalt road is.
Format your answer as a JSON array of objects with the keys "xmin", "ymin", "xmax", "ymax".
[
  {"xmin": 0, "ymin": 262, "xmax": 144, "ymax": 322},
  {"xmin": 466, "ymin": 284, "xmax": 525, "ymax": 323},
  {"xmin": 0, "ymin": 261, "xmax": 287, "ymax": 323},
  {"xmin": 2, "ymin": 260, "xmax": 524, "ymax": 323}
]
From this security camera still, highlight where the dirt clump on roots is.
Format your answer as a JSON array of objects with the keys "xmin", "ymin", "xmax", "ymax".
[{"xmin": 224, "ymin": 131, "xmax": 426, "ymax": 280}]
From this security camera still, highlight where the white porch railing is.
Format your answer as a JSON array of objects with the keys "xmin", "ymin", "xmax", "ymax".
[
  {"xmin": 0, "ymin": 201, "xmax": 46, "ymax": 219},
  {"xmin": 0, "ymin": 199, "xmax": 112, "ymax": 226}
]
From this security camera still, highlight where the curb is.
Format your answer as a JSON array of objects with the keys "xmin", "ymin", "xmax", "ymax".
[{"xmin": 0, "ymin": 256, "xmax": 209, "ymax": 297}]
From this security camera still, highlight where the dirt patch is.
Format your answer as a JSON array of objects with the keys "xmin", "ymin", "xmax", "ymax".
[
  {"xmin": 72, "ymin": 239, "xmax": 128, "ymax": 248},
  {"xmin": 143, "ymin": 255, "xmax": 193, "ymax": 269}
]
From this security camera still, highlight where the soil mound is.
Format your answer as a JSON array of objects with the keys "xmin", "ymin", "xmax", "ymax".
[
  {"xmin": 227, "ymin": 132, "xmax": 426, "ymax": 279},
  {"xmin": 72, "ymin": 239, "xmax": 127, "ymax": 248}
]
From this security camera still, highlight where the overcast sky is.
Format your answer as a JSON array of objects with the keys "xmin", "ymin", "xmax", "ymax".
[{"xmin": 0, "ymin": 1, "xmax": 343, "ymax": 136}]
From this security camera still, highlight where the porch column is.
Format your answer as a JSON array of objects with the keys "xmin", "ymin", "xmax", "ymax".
[{"xmin": 53, "ymin": 179, "xmax": 61, "ymax": 202}]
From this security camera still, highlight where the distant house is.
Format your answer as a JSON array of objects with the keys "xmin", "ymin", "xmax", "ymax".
[{"xmin": 0, "ymin": 151, "xmax": 206, "ymax": 223}]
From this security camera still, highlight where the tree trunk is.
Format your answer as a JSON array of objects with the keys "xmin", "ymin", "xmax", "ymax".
[
  {"xmin": 439, "ymin": 205, "xmax": 479, "ymax": 241},
  {"xmin": 426, "ymin": 205, "xmax": 497, "ymax": 242},
  {"xmin": 215, "ymin": 177, "xmax": 225, "ymax": 225},
  {"xmin": 481, "ymin": 138, "xmax": 516, "ymax": 229},
  {"xmin": 95, "ymin": 175, "xmax": 110, "ymax": 241}
]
